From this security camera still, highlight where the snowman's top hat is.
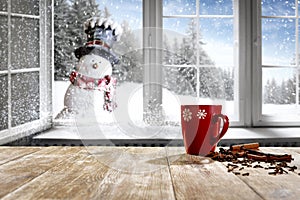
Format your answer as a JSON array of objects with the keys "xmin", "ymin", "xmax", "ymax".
[
  {"xmin": 74, "ymin": 18, "xmax": 122, "ymax": 66},
  {"xmin": 85, "ymin": 25, "xmax": 118, "ymax": 49}
]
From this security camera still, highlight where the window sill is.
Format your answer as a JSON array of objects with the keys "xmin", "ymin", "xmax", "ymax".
[
  {"xmin": 31, "ymin": 126, "xmax": 300, "ymax": 147},
  {"xmin": 219, "ymin": 127, "xmax": 300, "ymax": 147}
]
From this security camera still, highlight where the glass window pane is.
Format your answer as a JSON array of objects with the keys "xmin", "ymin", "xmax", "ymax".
[
  {"xmin": 199, "ymin": 67, "xmax": 224, "ymax": 98},
  {"xmin": 98, "ymin": 0, "xmax": 142, "ymax": 28},
  {"xmin": 199, "ymin": 66, "xmax": 235, "ymax": 119},
  {"xmin": 262, "ymin": 18, "xmax": 295, "ymax": 66},
  {"xmin": 163, "ymin": 32, "xmax": 183, "ymax": 65},
  {"xmin": 200, "ymin": 18, "xmax": 234, "ymax": 67},
  {"xmin": 0, "ymin": 74, "xmax": 8, "ymax": 131},
  {"xmin": 163, "ymin": 18, "xmax": 190, "ymax": 35},
  {"xmin": 163, "ymin": 0, "xmax": 196, "ymax": 16},
  {"xmin": 200, "ymin": 0, "xmax": 233, "ymax": 15},
  {"xmin": 163, "ymin": 18, "xmax": 196, "ymax": 65},
  {"xmin": 11, "ymin": 72, "xmax": 40, "ymax": 127},
  {"xmin": 0, "ymin": 0, "xmax": 7, "ymax": 12},
  {"xmin": 11, "ymin": 17, "xmax": 40, "ymax": 69},
  {"xmin": 163, "ymin": 66, "xmax": 236, "ymax": 122},
  {"xmin": 163, "ymin": 66, "xmax": 197, "ymax": 97},
  {"xmin": 262, "ymin": 0, "xmax": 295, "ymax": 16},
  {"xmin": 0, "ymin": 16, "xmax": 7, "ymax": 71},
  {"xmin": 11, "ymin": 0, "xmax": 39, "ymax": 15},
  {"xmin": 163, "ymin": 18, "xmax": 198, "ymax": 65},
  {"xmin": 262, "ymin": 68, "xmax": 299, "ymax": 116},
  {"xmin": 54, "ymin": 0, "xmax": 144, "ymax": 127}
]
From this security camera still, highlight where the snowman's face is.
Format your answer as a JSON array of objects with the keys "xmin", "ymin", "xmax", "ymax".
[{"xmin": 76, "ymin": 54, "xmax": 112, "ymax": 78}]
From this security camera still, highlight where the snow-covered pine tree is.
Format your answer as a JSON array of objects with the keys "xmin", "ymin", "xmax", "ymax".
[
  {"xmin": 54, "ymin": 0, "xmax": 101, "ymax": 79},
  {"xmin": 113, "ymin": 20, "xmax": 143, "ymax": 83},
  {"xmin": 175, "ymin": 18, "xmax": 224, "ymax": 98},
  {"xmin": 286, "ymin": 75, "xmax": 296, "ymax": 104},
  {"xmin": 222, "ymin": 68, "xmax": 234, "ymax": 101},
  {"xmin": 171, "ymin": 37, "xmax": 180, "ymax": 64},
  {"xmin": 68, "ymin": 0, "xmax": 101, "ymax": 48},
  {"xmin": 176, "ymin": 19, "xmax": 199, "ymax": 96},
  {"xmin": 279, "ymin": 76, "xmax": 296, "ymax": 104},
  {"xmin": 54, "ymin": 0, "xmax": 73, "ymax": 80},
  {"xmin": 264, "ymin": 78, "xmax": 280, "ymax": 104},
  {"xmin": 264, "ymin": 75, "xmax": 297, "ymax": 105},
  {"xmin": 163, "ymin": 34, "xmax": 172, "ymax": 65},
  {"xmin": 162, "ymin": 35, "xmax": 180, "ymax": 92}
]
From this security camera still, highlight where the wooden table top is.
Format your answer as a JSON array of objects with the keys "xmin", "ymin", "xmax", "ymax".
[{"xmin": 0, "ymin": 146, "xmax": 299, "ymax": 200}]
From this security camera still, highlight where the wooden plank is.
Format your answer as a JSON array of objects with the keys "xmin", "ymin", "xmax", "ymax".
[
  {"xmin": 1, "ymin": 148, "xmax": 108, "ymax": 200},
  {"xmin": 167, "ymin": 147, "xmax": 262, "ymax": 200},
  {"xmin": 2, "ymin": 147, "xmax": 299, "ymax": 200},
  {"xmin": 228, "ymin": 147, "xmax": 300, "ymax": 200},
  {"xmin": 0, "ymin": 147, "xmax": 42, "ymax": 165},
  {"xmin": 90, "ymin": 147, "xmax": 175, "ymax": 200},
  {"xmin": 285, "ymin": 147, "xmax": 300, "ymax": 154},
  {"xmin": 2, "ymin": 147, "xmax": 175, "ymax": 200},
  {"xmin": 0, "ymin": 147, "xmax": 82, "ymax": 199}
]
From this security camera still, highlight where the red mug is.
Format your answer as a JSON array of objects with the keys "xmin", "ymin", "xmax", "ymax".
[{"xmin": 181, "ymin": 105, "xmax": 229, "ymax": 156}]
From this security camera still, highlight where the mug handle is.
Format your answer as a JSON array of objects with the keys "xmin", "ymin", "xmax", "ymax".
[{"xmin": 210, "ymin": 114, "xmax": 229, "ymax": 144}]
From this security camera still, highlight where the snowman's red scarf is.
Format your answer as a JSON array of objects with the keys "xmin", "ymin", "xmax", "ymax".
[{"xmin": 69, "ymin": 71, "xmax": 117, "ymax": 112}]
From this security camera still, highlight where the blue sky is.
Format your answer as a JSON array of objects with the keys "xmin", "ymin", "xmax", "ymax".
[
  {"xmin": 262, "ymin": 0, "xmax": 296, "ymax": 16},
  {"xmin": 261, "ymin": 0, "xmax": 297, "ymax": 83},
  {"xmin": 96, "ymin": 0, "xmax": 143, "ymax": 29}
]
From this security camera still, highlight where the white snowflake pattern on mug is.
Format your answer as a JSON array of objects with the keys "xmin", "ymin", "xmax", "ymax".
[
  {"xmin": 197, "ymin": 109, "xmax": 207, "ymax": 119},
  {"xmin": 182, "ymin": 108, "xmax": 192, "ymax": 122}
]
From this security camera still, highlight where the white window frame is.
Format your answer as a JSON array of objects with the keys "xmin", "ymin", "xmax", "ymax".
[
  {"xmin": 145, "ymin": 0, "xmax": 300, "ymax": 127},
  {"xmin": 0, "ymin": 0, "xmax": 53, "ymax": 145},
  {"xmin": 30, "ymin": 0, "xmax": 300, "ymax": 145},
  {"xmin": 147, "ymin": 0, "xmax": 243, "ymax": 126},
  {"xmin": 252, "ymin": 0, "xmax": 300, "ymax": 126}
]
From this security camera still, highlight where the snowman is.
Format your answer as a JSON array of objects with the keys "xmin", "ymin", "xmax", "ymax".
[{"xmin": 55, "ymin": 17, "xmax": 122, "ymax": 122}]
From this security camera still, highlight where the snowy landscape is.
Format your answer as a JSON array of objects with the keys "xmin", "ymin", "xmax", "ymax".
[{"xmin": 53, "ymin": 0, "xmax": 300, "ymax": 132}]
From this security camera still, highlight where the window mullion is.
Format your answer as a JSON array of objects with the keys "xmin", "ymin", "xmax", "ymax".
[
  {"xmin": 252, "ymin": 0, "xmax": 263, "ymax": 126},
  {"xmin": 235, "ymin": 0, "xmax": 253, "ymax": 126},
  {"xmin": 40, "ymin": 0, "xmax": 48, "ymax": 121},
  {"xmin": 296, "ymin": 0, "xmax": 300, "ymax": 108},
  {"xmin": 143, "ymin": 0, "xmax": 163, "ymax": 124},
  {"xmin": 7, "ymin": 0, "xmax": 12, "ymax": 131},
  {"xmin": 196, "ymin": 0, "xmax": 200, "ymax": 98}
]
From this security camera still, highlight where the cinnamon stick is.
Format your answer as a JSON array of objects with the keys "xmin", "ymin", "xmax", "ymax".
[
  {"xmin": 230, "ymin": 143, "xmax": 260, "ymax": 151},
  {"xmin": 247, "ymin": 153, "xmax": 292, "ymax": 162},
  {"xmin": 207, "ymin": 144, "xmax": 296, "ymax": 176}
]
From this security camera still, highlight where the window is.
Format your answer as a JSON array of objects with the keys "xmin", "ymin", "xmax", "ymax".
[
  {"xmin": 0, "ymin": 0, "xmax": 52, "ymax": 144},
  {"xmin": 53, "ymin": 0, "xmax": 146, "ymax": 137},
  {"xmin": 2, "ymin": 0, "xmax": 299, "ymax": 145},
  {"xmin": 162, "ymin": 0, "xmax": 239, "ymax": 125},
  {"xmin": 160, "ymin": 0, "xmax": 300, "ymax": 127},
  {"xmin": 52, "ymin": 0, "xmax": 300, "ymax": 132},
  {"xmin": 252, "ymin": 0, "xmax": 300, "ymax": 126}
]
